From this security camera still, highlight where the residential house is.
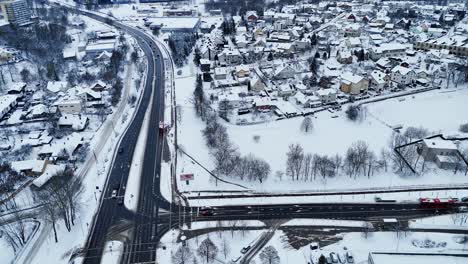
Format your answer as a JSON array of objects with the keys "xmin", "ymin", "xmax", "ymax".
[
  {"xmin": 31, "ymin": 164, "xmax": 66, "ymax": 189},
  {"xmin": 235, "ymin": 65, "xmax": 250, "ymax": 78},
  {"xmin": 390, "ymin": 65, "xmax": 415, "ymax": 86},
  {"xmin": 218, "ymin": 49, "xmax": 242, "ymax": 66},
  {"xmin": 47, "ymin": 81, "xmax": 68, "ymax": 93},
  {"xmin": 58, "ymin": 114, "xmax": 89, "ymax": 131},
  {"xmin": 370, "ymin": 70, "xmax": 390, "ymax": 91},
  {"xmin": 316, "ymin": 89, "xmax": 337, "ymax": 104},
  {"xmin": 274, "ymin": 65, "xmax": 296, "ymax": 80},
  {"xmin": 344, "ymin": 24, "xmax": 361, "ymax": 37},
  {"xmin": 277, "ymin": 83, "xmax": 295, "ymax": 97},
  {"xmin": 337, "ymin": 50, "xmax": 353, "ymax": 64},
  {"xmin": 90, "ymin": 81, "xmax": 107, "ymax": 92},
  {"xmin": 421, "ymin": 138, "xmax": 460, "ymax": 169},
  {"xmin": 249, "ymin": 76, "xmax": 265, "ymax": 92},
  {"xmin": 214, "ymin": 67, "xmax": 228, "ymax": 80},
  {"xmin": 7, "ymin": 82, "xmax": 26, "ymax": 95},
  {"xmin": 11, "ymin": 160, "xmax": 48, "ymax": 177},
  {"xmin": 200, "ymin": 59, "xmax": 211, "ymax": 72},
  {"xmin": 246, "ymin": 11, "xmax": 258, "ymax": 23},
  {"xmin": 369, "ymin": 43, "xmax": 408, "ymax": 60},
  {"xmin": 346, "ymin": 37, "xmax": 362, "ymax": 48},
  {"xmin": 54, "ymin": 98, "xmax": 83, "ymax": 114},
  {"xmin": 339, "ymin": 72, "xmax": 369, "ymax": 95},
  {"xmin": 0, "ymin": 94, "xmax": 18, "ymax": 119}
]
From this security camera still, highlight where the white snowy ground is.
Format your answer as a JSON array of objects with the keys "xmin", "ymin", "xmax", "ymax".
[
  {"xmin": 257, "ymin": 229, "xmax": 468, "ymax": 264},
  {"xmin": 0, "ymin": 221, "xmax": 38, "ymax": 264},
  {"xmin": 188, "ymin": 189, "xmax": 468, "ymax": 207},
  {"xmin": 156, "ymin": 227, "xmax": 265, "ymax": 264},
  {"xmin": 175, "ymin": 67, "xmax": 468, "ymax": 196}
]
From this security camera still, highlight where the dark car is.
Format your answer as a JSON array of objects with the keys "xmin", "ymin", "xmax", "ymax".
[
  {"xmin": 118, "ymin": 147, "xmax": 124, "ymax": 154},
  {"xmin": 241, "ymin": 245, "xmax": 251, "ymax": 254},
  {"xmin": 461, "ymin": 197, "xmax": 468, "ymax": 202},
  {"xmin": 199, "ymin": 207, "xmax": 213, "ymax": 216},
  {"xmin": 117, "ymin": 197, "xmax": 124, "ymax": 205}
]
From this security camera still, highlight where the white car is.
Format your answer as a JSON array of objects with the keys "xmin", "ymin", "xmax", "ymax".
[{"xmin": 111, "ymin": 189, "xmax": 117, "ymax": 199}]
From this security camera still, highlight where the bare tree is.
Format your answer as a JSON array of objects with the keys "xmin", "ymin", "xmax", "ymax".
[
  {"xmin": 286, "ymin": 144, "xmax": 304, "ymax": 180},
  {"xmin": 302, "ymin": 153, "xmax": 313, "ymax": 181},
  {"xmin": 172, "ymin": 245, "xmax": 194, "ymax": 264},
  {"xmin": 197, "ymin": 237, "xmax": 218, "ymax": 263},
  {"xmin": 403, "ymin": 126, "xmax": 429, "ymax": 142},
  {"xmin": 220, "ymin": 237, "xmax": 230, "ymax": 259},
  {"xmin": 362, "ymin": 222, "xmax": 373, "ymax": 239},
  {"xmin": 300, "ymin": 117, "xmax": 313, "ymax": 133},
  {"xmin": 259, "ymin": 245, "xmax": 280, "ymax": 264}
]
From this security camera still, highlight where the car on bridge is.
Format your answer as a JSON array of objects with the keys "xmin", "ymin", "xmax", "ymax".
[{"xmin": 199, "ymin": 206, "xmax": 214, "ymax": 216}]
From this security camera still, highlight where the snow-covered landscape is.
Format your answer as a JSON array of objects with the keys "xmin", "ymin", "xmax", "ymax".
[{"xmin": 1, "ymin": 0, "xmax": 468, "ymax": 263}]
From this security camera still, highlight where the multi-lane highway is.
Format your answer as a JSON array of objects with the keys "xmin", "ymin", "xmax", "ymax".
[
  {"xmin": 60, "ymin": 6, "xmax": 171, "ymax": 264},
  {"xmin": 59, "ymin": 5, "xmax": 468, "ymax": 264}
]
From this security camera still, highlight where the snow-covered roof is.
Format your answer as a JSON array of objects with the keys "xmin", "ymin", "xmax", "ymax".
[
  {"xmin": 391, "ymin": 65, "xmax": 413, "ymax": 76},
  {"xmin": 39, "ymin": 132, "xmax": 83, "ymax": 157},
  {"xmin": 372, "ymin": 43, "xmax": 408, "ymax": 54},
  {"xmin": 235, "ymin": 64, "xmax": 250, "ymax": 73},
  {"xmin": 316, "ymin": 89, "xmax": 337, "ymax": 96},
  {"xmin": 370, "ymin": 70, "xmax": 387, "ymax": 84},
  {"xmin": 0, "ymin": 94, "xmax": 17, "ymax": 114},
  {"xmin": 11, "ymin": 160, "xmax": 47, "ymax": 173},
  {"xmin": 47, "ymin": 81, "xmax": 68, "ymax": 93},
  {"xmin": 7, "ymin": 82, "xmax": 26, "ymax": 93},
  {"xmin": 32, "ymin": 164, "xmax": 66, "ymax": 188},
  {"xmin": 423, "ymin": 138, "xmax": 458, "ymax": 150},
  {"xmin": 347, "ymin": 37, "xmax": 361, "ymax": 46},
  {"xmin": 214, "ymin": 67, "xmax": 227, "ymax": 75},
  {"xmin": 341, "ymin": 72, "xmax": 364, "ymax": 84},
  {"xmin": 58, "ymin": 114, "xmax": 88, "ymax": 130}
]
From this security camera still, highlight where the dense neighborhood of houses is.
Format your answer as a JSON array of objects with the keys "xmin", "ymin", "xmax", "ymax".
[
  {"xmin": 0, "ymin": 11, "xmax": 132, "ymax": 191},
  {"xmin": 187, "ymin": 1, "xmax": 466, "ymax": 127}
]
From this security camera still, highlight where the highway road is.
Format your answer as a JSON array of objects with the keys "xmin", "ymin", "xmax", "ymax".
[
  {"xmin": 60, "ymin": 6, "xmax": 171, "ymax": 264},
  {"xmin": 58, "ymin": 5, "xmax": 468, "ymax": 264}
]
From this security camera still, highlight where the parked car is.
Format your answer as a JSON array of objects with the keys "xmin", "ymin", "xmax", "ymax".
[
  {"xmin": 346, "ymin": 252, "xmax": 354, "ymax": 263},
  {"xmin": 461, "ymin": 197, "xmax": 468, "ymax": 202},
  {"xmin": 310, "ymin": 242, "xmax": 319, "ymax": 250},
  {"xmin": 241, "ymin": 245, "xmax": 251, "ymax": 254},
  {"xmin": 330, "ymin": 252, "xmax": 338, "ymax": 263}
]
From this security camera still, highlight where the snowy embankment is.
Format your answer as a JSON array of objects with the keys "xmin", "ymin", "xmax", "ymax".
[
  {"xmin": 283, "ymin": 219, "xmax": 367, "ymax": 228},
  {"xmin": 124, "ymin": 94, "xmax": 152, "ymax": 212},
  {"xmin": 175, "ymin": 81, "xmax": 468, "ymax": 201},
  {"xmin": 409, "ymin": 213, "xmax": 468, "ymax": 231},
  {"xmin": 188, "ymin": 189, "xmax": 468, "ymax": 206},
  {"xmin": 100, "ymin": 241, "xmax": 123, "ymax": 264}
]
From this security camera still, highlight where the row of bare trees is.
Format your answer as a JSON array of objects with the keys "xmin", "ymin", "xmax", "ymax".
[
  {"xmin": 202, "ymin": 114, "xmax": 271, "ymax": 183},
  {"xmin": 34, "ymin": 168, "xmax": 83, "ymax": 243}
]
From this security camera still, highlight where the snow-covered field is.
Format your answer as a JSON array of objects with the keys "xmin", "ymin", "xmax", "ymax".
[
  {"xmin": 367, "ymin": 88, "xmax": 468, "ymax": 136},
  {"xmin": 157, "ymin": 227, "xmax": 265, "ymax": 264},
  {"xmin": 175, "ymin": 58, "xmax": 468, "ymax": 197},
  {"xmin": 260, "ymin": 230, "xmax": 468, "ymax": 264}
]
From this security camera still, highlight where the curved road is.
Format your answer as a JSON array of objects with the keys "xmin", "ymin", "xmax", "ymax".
[{"xmin": 59, "ymin": 5, "xmax": 468, "ymax": 264}]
